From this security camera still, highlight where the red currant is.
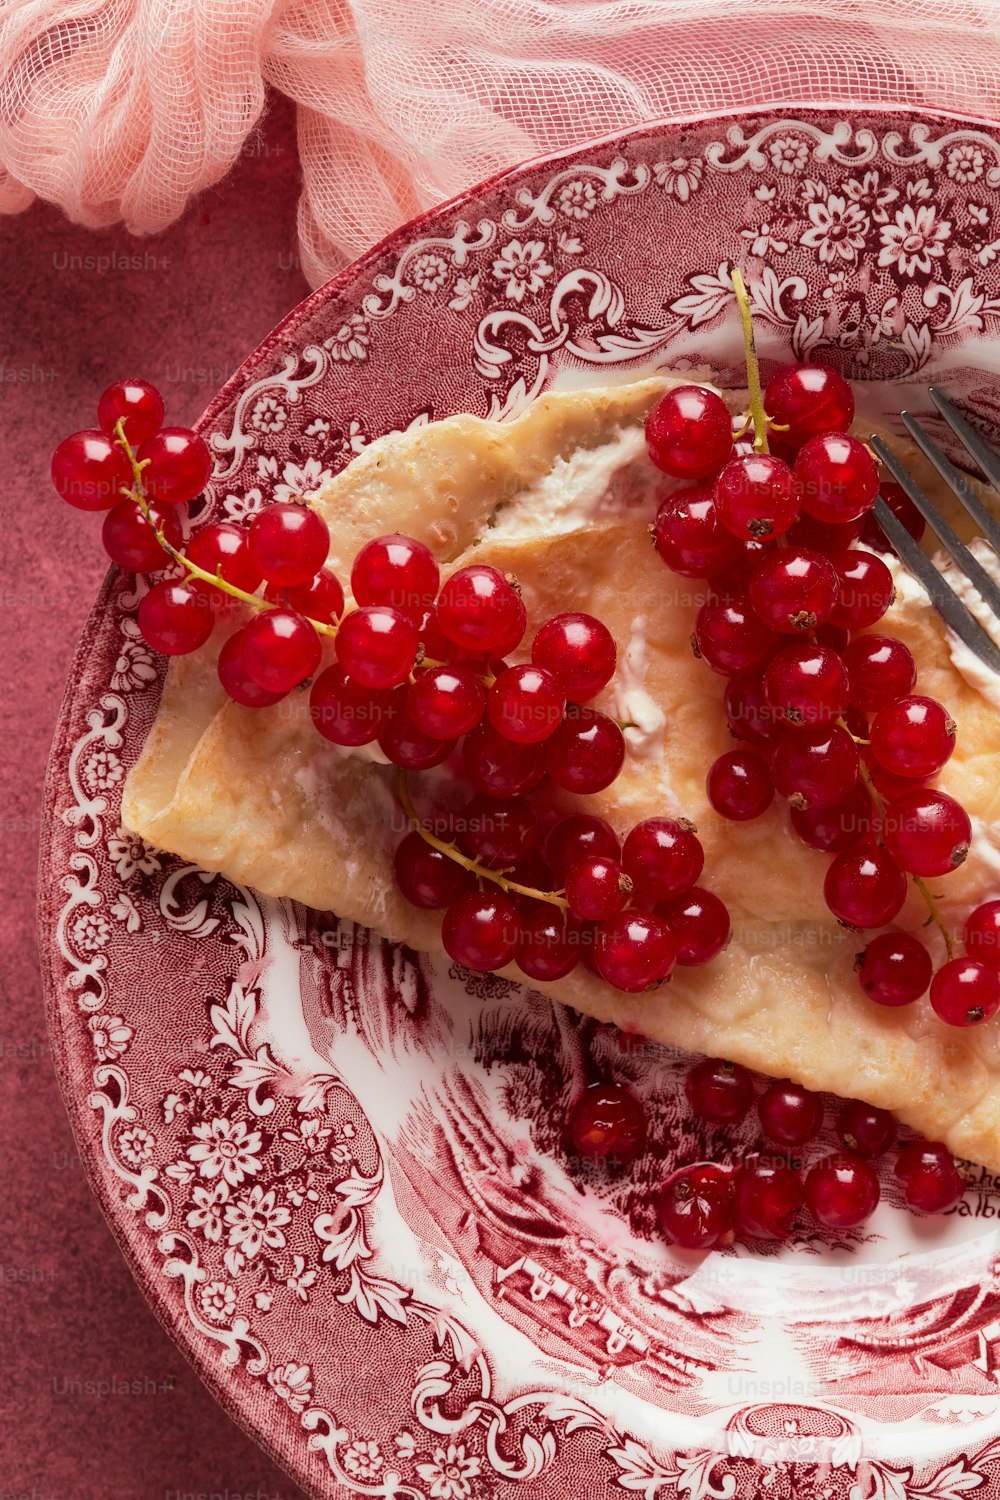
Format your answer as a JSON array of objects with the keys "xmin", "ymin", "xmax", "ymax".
[
  {"xmin": 964, "ymin": 901, "xmax": 1000, "ymax": 972},
  {"xmin": 693, "ymin": 593, "xmax": 778, "ymax": 675},
  {"xmin": 653, "ymin": 486, "xmax": 740, "ymax": 578},
  {"xmin": 242, "ymin": 608, "xmax": 321, "ymax": 692},
  {"xmin": 97, "ymin": 378, "xmax": 165, "ymax": 445},
  {"xmin": 860, "ymin": 479, "xmax": 927, "ymax": 553},
  {"xmin": 309, "ymin": 666, "xmax": 401, "ymax": 746},
  {"xmin": 795, "ymin": 433, "xmax": 879, "ymax": 524},
  {"xmin": 409, "ymin": 664, "xmax": 485, "ymax": 739},
  {"xmin": 458, "ymin": 794, "xmax": 539, "ymax": 869},
  {"xmin": 594, "ymin": 911, "xmax": 678, "ymax": 991},
  {"xmin": 758, "ymin": 1081, "xmax": 823, "ymax": 1147},
  {"xmin": 336, "ymin": 605, "xmax": 419, "ymax": 689},
  {"xmin": 884, "ymin": 788, "xmax": 971, "ymax": 877},
  {"xmin": 186, "ymin": 521, "xmax": 263, "ymax": 596},
  {"xmin": 773, "ymin": 723, "xmax": 859, "ymax": 810},
  {"xmin": 805, "ymin": 1153, "xmax": 879, "ymax": 1229},
  {"xmin": 487, "ymin": 663, "xmax": 565, "ymax": 744},
  {"xmin": 764, "ymin": 642, "xmax": 848, "ymax": 729},
  {"xmin": 930, "ymin": 958, "xmax": 1000, "ymax": 1027},
  {"xmin": 350, "ymin": 533, "xmax": 439, "ymax": 622},
  {"xmin": 837, "ymin": 1100, "xmax": 895, "ymax": 1159},
  {"xmin": 545, "ymin": 708, "xmax": 624, "ymax": 794},
  {"xmin": 790, "ymin": 779, "xmax": 876, "ymax": 852},
  {"xmin": 724, "ymin": 670, "xmax": 781, "ymax": 746},
  {"xmin": 869, "ymin": 696, "xmax": 956, "ymax": 780},
  {"xmin": 655, "ymin": 888, "xmax": 730, "ymax": 966},
  {"xmin": 138, "ymin": 428, "xmax": 212, "ymax": 505},
  {"xmin": 137, "ymin": 579, "xmax": 213, "ymax": 655},
  {"xmin": 442, "ymin": 889, "xmax": 520, "ymax": 971},
  {"xmin": 266, "ymin": 569, "xmax": 345, "ymax": 625},
  {"xmin": 733, "ymin": 1156, "xmax": 804, "ymax": 1240},
  {"xmin": 102, "ymin": 499, "xmax": 181, "ymax": 571},
  {"xmin": 516, "ymin": 906, "xmax": 581, "ymax": 982},
  {"xmin": 824, "ymin": 845, "xmax": 907, "ymax": 928},
  {"xmin": 645, "ymin": 386, "xmax": 733, "ymax": 479},
  {"xmin": 857, "ymin": 932, "xmax": 932, "ymax": 1006},
  {"xmin": 764, "ymin": 363, "xmax": 855, "ymax": 451},
  {"xmin": 828, "ymin": 549, "xmax": 895, "ymax": 629},
  {"xmin": 462, "ymin": 722, "xmax": 546, "ymax": 798},
  {"xmin": 531, "ymin": 612, "xmax": 616, "ymax": 701},
  {"xmin": 378, "ymin": 706, "xmax": 454, "ymax": 770},
  {"xmin": 657, "ymin": 1163, "xmax": 734, "ymax": 1250},
  {"xmin": 543, "ymin": 815, "xmax": 620, "ymax": 880},
  {"xmin": 623, "ymin": 817, "xmax": 704, "ymax": 901},
  {"xmin": 52, "ymin": 429, "xmax": 132, "ymax": 511},
  {"xmin": 842, "ymin": 634, "xmax": 916, "ymax": 714},
  {"xmin": 436, "ymin": 565, "xmax": 526, "ymax": 655},
  {"xmin": 565, "ymin": 856, "xmax": 631, "ymax": 921},
  {"xmin": 217, "ymin": 627, "xmax": 286, "ymax": 707},
  {"xmin": 706, "ymin": 748, "xmax": 774, "ymax": 821},
  {"xmin": 566, "ymin": 1082, "xmax": 646, "ymax": 1162},
  {"xmin": 685, "ymin": 1057, "xmax": 753, "ymax": 1125},
  {"xmin": 394, "ymin": 831, "xmax": 474, "ymax": 909},
  {"xmin": 749, "ymin": 547, "xmax": 839, "ymax": 633},
  {"xmin": 714, "ymin": 453, "xmax": 798, "ymax": 540},
  {"xmin": 248, "ymin": 502, "xmax": 330, "ymax": 587},
  {"xmin": 896, "ymin": 1141, "xmax": 964, "ymax": 1212},
  {"xmin": 788, "ymin": 512, "xmax": 863, "ymax": 554}
]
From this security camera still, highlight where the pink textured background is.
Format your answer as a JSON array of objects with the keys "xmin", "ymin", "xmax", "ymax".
[{"xmin": 1, "ymin": 93, "xmax": 310, "ymax": 1499}]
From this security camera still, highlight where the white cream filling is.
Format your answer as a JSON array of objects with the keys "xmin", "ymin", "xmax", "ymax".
[
  {"xmin": 486, "ymin": 425, "xmax": 662, "ymax": 540},
  {"xmin": 607, "ymin": 614, "xmax": 666, "ymax": 762}
]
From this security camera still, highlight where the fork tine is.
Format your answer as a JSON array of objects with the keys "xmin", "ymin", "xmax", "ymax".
[
  {"xmin": 870, "ymin": 434, "xmax": 1000, "ymax": 622},
  {"xmin": 867, "ymin": 496, "xmax": 1000, "ymax": 676},
  {"xmin": 929, "ymin": 387, "xmax": 1000, "ymax": 500},
  {"xmin": 900, "ymin": 408, "xmax": 1000, "ymax": 558}
]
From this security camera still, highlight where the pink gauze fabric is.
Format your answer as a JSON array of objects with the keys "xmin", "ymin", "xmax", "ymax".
[{"xmin": 4, "ymin": 0, "xmax": 1000, "ymax": 288}]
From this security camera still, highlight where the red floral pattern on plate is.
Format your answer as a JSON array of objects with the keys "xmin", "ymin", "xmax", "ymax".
[{"xmin": 37, "ymin": 107, "xmax": 1000, "ymax": 1498}]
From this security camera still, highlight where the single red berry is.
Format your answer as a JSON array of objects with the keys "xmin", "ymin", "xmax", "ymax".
[
  {"xmin": 724, "ymin": 670, "xmax": 781, "ymax": 746},
  {"xmin": 787, "ymin": 511, "xmax": 862, "ymax": 554},
  {"xmin": 645, "ymin": 386, "xmax": 733, "ymax": 479},
  {"xmin": 964, "ymin": 901, "xmax": 1000, "ymax": 972},
  {"xmin": 531, "ymin": 612, "xmax": 616, "ymax": 701},
  {"xmin": 653, "ymin": 486, "xmax": 741, "ymax": 578},
  {"xmin": 378, "ymin": 706, "xmax": 454, "ymax": 770},
  {"xmin": 749, "ymin": 547, "xmax": 839, "ymax": 633},
  {"xmin": 685, "ymin": 1057, "xmax": 754, "ymax": 1125},
  {"xmin": 758, "ymin": 1081, "xmax": 823, "ymax": 1147},
  {"xmin": 764, "ymin": 363, "xmax": 855, "ymax": 451},
  {"xmin": 824, "ymin": 845, "xmax": 907, "ymax": 928},
  {"xmin": 860, "ymin": 479, "xmax": 927, "ymax": 553},
  {"xmin": 248, "ymin": 502, "xmax": 330, "ymax": 587},
  {"xmin": 487, "ymin": 663, "xmax": 565, "ymax": 744},
  {"xmin": 336, "ymin": 604, "xmax": 419, "ymax": 689},
  {"xmin": 543, "ymin": 815, "xmax": 620, "ymax": 881},
  {"xmin": 814, "ymin": 620, "xmax": 851, "ymax": 655},
  {"xmin": 457, "ymin": 794, "xmax": 539, "ymax": 869},
  {"xmin": 657, "ymin": 1163, "xmax": 735, "ymax": 1250},
  {"xmin": 545, "ymin": 707, "xmax": 625, "ymax": 794},
  {"xmin": 842, "ymin": 634, "xmax": 916, "ymax": 714},
  {"xmin": 409, "ymin": 664, "xmax": 485, "ymax": 739},
  {"xmin": 930, "ymin": 958, "xmax": 1000, "ymax": 1027},
  {"xmin": 436, "ymin": 565, "xmax": 526, "ymax": 655},
  {"xmin": 52, "ymin": 429, "xmax": 132, "ymax": 511},
  {"xmin": 394, "ymin": 831, "xmax": 474, "ymax": 909},
  {"xmin": 655, "ymin": 888, "xmax": 730, "ymax": 966},
  {"xmin": 790, "ymin": 779, "xmax": 876, "ymax": 852},
  {"xmin": 693, "ymin": 593, "xmax": 778, "ymax": 675},
  {"xmin": 97, "ymin": 378, "xmax": 165, "ymax": 445},
  {"xmin": 516, "ymin": 905, "xmax": 581, "ymax": 982},
  {"xmin": 350, "ymin": 533, "xmax": 439, "ymax": 623},
  {"xmin": 869, "ymin": 695, "xmax": 956, "ymax": 780},
  {"xmin": 706, "ymin": 748, "xmax": 774, "ymax": 821},
  {"xmin": 266, "ymin": 568, "xmax": 345, "ymax": 625},
  {"xmin": 442, "ymin": 889, "xmax": 520, "ymax": 971},
  {"xmin": 593, "ymin": 910, "xmax": 678, "ymax": 991},
  {"xmin": 733, "ymin": 1156, "xmax": 804, "ymax": 1240},
  {"xmin": 102, "ymin": 498, "xmax": 181, "ymax": 571},
  {"xmin": 309, "ymin": 665, "xmax": 402, "ymax": 746},
  {"xmin": 896, "ymin": 1140, "xmax": 964, "ymax": 1212},
  {"xmin": 805, "ymin": 1152, "xmax": 880, "ymax": 1229},
  {"xmin": 242, "ymin": 608, "xmax": 321, "ymax": 692},
  {"xmin": 795, "ymin": 432, "xmax": 880, "ymax": 524},
  {"xmin": 837, "ymin": 1100, "xmax": 895, "ymax": 1159},
  {"xmin": 462, "ymin": 721, "xmax": 546, "ymax": 798},
  {"xmin": 714, "ymin": 452, "xmax": 799, "ymax": 540},
  {"xmin": 138, "ymin": 427, "xmax": 212, "ymax": 505},
  {"xmin": 883, "ymin": 788, "xmax": 972, "ymax": 877},
  {"xmin": 137, "ymin": 579, "xmax": 213, "ymax": 656},
  {"xmin": 772, "ymin": 723, "xmax": 859, "ymax": 811},
  {"xmin": 565, "ymin": 856, "xmax": 631, "ymax": 921},
  {"xmin": 566, "ymin": 1082, "xmax": 646, "ymax": 1162},
  {"xmin": 623, "ymin": 817, "xmax": 704, "ymax": 901},
  {"xmin": 764, "ymin": 642, "xmax": 848, "ymax": 729},
  {"xmin": 857, "ymin": 932, "xmax": 932, "ymax": 1006},
  {"xmin": 828, "ymin": 549, "xmax": 895, "ymax": 629},
  {"xmin": 217, "ymin": 627, "xmax": 286, "ymax": 708},
  {"xmin": 186, "ymin": 521, "xmax": 264, "ymax": 596}
]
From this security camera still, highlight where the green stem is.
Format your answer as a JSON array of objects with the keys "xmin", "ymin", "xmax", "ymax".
[
  {"xmin": 913, "ymin": 876, "xmax": 956, "ymax": 961},
  {"xmin": 731, "ymin": 267, "xmax": 769, "ymax": 455}
]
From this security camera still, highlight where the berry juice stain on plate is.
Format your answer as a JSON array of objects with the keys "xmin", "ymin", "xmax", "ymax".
[{"xmin": 38, "ymin": 109, "xmax": 1000, "ymax": 1497}]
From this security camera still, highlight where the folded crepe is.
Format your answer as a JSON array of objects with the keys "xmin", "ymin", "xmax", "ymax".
[{"xmin": 122, "ymin": 377, "xmax": 1000, "ymax": 1171}]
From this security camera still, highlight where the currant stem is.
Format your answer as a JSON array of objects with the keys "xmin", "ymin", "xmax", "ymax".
[
  {"xmin": 111, "ymin": 418, "xmax": 338, "ymax": 637},
  {"xmin": 913, "ymin": 876, "xmax": 956, "ymax": 961},
  {"xmin": 731, "ymin": 267, "xmax": 769, "ymax": 456},
  {"xmin": 394, "ymin": 769, "xmax": 569, "ymax": 910}
]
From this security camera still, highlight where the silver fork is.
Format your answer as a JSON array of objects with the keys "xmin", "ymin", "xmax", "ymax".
[{"xmin": 869, "ymin": 389, "xmax": 1000, "ymax": 675}]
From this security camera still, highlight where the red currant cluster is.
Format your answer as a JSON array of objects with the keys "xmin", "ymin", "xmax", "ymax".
[
  {"xmin": 52, "ymin": 380, "xmax": 733, "ymax": 995},
  {"xmin": 648, "ymin": 282, "xmax": 999, "ymax": 1030},
  {"xmin": 565, "ymin": 1066, "xmax": 965, "ymax": 1251}
]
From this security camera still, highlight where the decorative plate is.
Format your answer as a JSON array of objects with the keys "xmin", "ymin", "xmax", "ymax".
[{"xmin": 39, "ymin": 106, "xmax": 1000, "ymax": 1499}]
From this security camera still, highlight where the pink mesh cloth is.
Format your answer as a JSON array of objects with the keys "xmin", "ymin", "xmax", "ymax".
[{"xmin": 5, "ymin": 0, "xmax": 1000, "ymax": 287}]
